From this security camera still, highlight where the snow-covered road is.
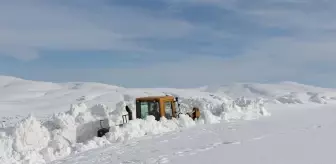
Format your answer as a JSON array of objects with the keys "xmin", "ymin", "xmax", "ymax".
[{"xmin": 51, "ymin": 104, "xmax": 336, "ymax": 164}]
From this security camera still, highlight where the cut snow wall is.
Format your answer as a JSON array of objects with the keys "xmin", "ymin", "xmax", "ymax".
[
  {"xmin": 177, "ymin": 96, "xmax": 269, "ymax": 121},
  {"xmin": 0, "ymin": 95, "xmax": 270, "ymax": 164}
]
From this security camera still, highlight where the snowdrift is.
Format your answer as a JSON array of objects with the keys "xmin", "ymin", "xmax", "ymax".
[
  {"xmin": 0, "ymin": 96, "xmax": 268, "ymax": 164},
  {"xmin": 200, "ymin": 82, "xmax": 336, "ymax": 104}
]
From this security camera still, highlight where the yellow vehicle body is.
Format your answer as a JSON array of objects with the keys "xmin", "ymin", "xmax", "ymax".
[
  {"xmin": 97, "ymin": 95, "xmax": 200, "ymax": 138},
  {"xmin": 135, "ymin": 95, "xmax": 200, "ymax": 121}
]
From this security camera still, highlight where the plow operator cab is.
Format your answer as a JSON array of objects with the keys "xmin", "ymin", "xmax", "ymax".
[{"xmin": 135, "ymin": 96, "xmax": 200, "ymax": 121}]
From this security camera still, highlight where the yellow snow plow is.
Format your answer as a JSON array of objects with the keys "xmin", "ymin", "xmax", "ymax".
[
  {"xmin": 135, "ymin": 95, "xmax": 200, "ymax": 121},
  {"xmin": 97, "ymin": 95, "xmax": 200, "ymax": 137}
]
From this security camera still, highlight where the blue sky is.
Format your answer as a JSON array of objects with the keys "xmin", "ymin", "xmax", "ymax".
[{"xmin": 0, "ymin": 0, "xmax": 336, "ymax": 88}]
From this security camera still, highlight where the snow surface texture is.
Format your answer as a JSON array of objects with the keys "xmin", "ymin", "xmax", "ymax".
[
  {"xmin": 0, "ymin": 97, "xmax": 267, "ymax": 163},
  {"xmin": 0, "ymin": 76, "xmax": 334, "ymax": 164},
  {"xmin": 52, "ymin": 105, "xmax": 336, "ymax": 164}
]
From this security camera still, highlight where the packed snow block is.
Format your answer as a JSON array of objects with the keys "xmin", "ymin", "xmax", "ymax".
[
  {"xmin": 218, "ymin": 97, "xmax": 270, "ymax": 121},
  {"xmin": 176, "ymin": 95, "xmax": 270, "ymax": 122},
  {"xmin": 52, "ymin": 104, "xmax": 111, "ymax": 144},
  {"xmin": 105, "ymin": 126, "xmax": 124, "ymax": 143},
  {"xmin": 120, "ymin": 119, "xmax": 147, "ymax": 139},
  {"xmin": 108, "ymin": 101, "xmax": 133, "ymax": 125},
  {"xmin": 102, "ymin": 116, "xmax": 180, "ymax": 143},
  {"xmin": 0, "ymin": 132, "xmax": 14, "ymax": 163},
  {"xmin": 90, "ymin": 104, "xmax": 110, "ymax": 118},
  {"xmin": 178, "ymin": 96, "xmax": 223, "ymax": 115},
  {"xmin": 52, "ymin": 113, "xmax": 77, "ymax": 144},
  {"xmin": 233, "ymin": 97, "xmax": 266, "ymax": 110},
  {"xmin": 209, "ymin": 102, "xmax": 236, "ymax": 119},
  {"xmin": 178, "ymin": 97, "xmax": 202, "ymax": 113},
  {"xmin": 67, "ymin": 103, "xmax": 87, "ymax": 117},
  {"xmin": 201, "ymin": 110, "xmax": 220, "ymax": 124},
  {"xmin": 75, "ymin": 111, "xmax": 95, "ymax": 125},
  {"xmin": 12, "ymin": 115, "xmax": 50, "ymax": 154},
  {"xmin": 177, "ymin": 114, "xmax": 196, "ymax": 128},
  {"xmin": 53, "ymin": 112, "xmax": 76, "ymax": 129},
  {"xmin": 74, "ymin": 137, "xmax": 111, "ymax": 153},
  {"xmin": 47, "ymin": 129, "xmax": 71, "ymax": 156},
  {"xmin": 132, "ymin": 116, "xmax": 176, "ymax": 135},
  {"xmin": 39, "ymin": 129, "xmax": 72, "ymax": 163},
  {"xmin": 76, "ymin": 119, "xmax": 104, "ymax": 143},
  {"xmin": 109, "ymin": 101, "xmax": 125, "ymax": 117}
]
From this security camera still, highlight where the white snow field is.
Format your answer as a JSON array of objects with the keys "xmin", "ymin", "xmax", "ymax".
[{"xmin": 0, "ymin": 76, "xmax": 335, "ymax": 164}]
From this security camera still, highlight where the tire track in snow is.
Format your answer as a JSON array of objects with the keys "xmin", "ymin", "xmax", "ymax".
[
  {"xmin": 136, "ymin": 122, "xmax": 331, "ymax": 163},
  {"xmin": 51, "ymin": 120, "xmax": 335, "ymax": 164},
  {"xmin": 143, "ymin": 123, "xmax": 331, "ymax": 163}
]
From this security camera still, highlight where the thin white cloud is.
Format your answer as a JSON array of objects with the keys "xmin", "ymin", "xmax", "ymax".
[
  {"xmin": 246, "ymin": 8, "xmax": 336, "ymax": 33},
  {"xmin": 245, "ymin": 37, "xmax": 336, "ymax": 62},
  {"xmin": 0, "ymin": 1, "xmax": 193, "ymax": 60},
  {"xmin": 8, "ymin": 37, "xmax": 336, "ymax": 87},
  {"xmin": 0, "ymin": 46, "xmax": 39, "ymax": 61},
  {"xmin": 86, "ymin": 36, "xmax": 336, "ymax": 87},
  {"xmin": 2, "ymin": 0, "xmax": 336, "ymax": 87},
  {"xmin": 36, "ymin": 55, "xmax": 298, "ymax": 87}
]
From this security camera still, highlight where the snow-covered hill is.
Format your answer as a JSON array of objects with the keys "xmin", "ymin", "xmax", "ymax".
[
  {"xmin": 199, "ymin": 81, "xmax": 336, "ymax": 104},
  {"xmin": 0, "ymin": 76, "xmax": 335, "ymax": 164}
]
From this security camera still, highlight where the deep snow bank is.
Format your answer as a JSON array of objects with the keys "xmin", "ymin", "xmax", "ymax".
[{"xmin": 0, "ymin": 96, "xmax": 268, "ymax": 164}]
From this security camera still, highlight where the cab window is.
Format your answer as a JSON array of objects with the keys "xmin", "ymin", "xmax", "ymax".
[
  {"xmin": 149, "ymin": 101, "xmax": 160, "ymax": 120},
  {"xmin": 139, "ymin": 101, "xmax": 149, "ymax": 119},
  {"xmin": 164, "ymin": 101, "xmax": 173, "ymax": 119},
  {"xmin": 136, "ymin": 100, "xmax": 160, "ymax": 120}
]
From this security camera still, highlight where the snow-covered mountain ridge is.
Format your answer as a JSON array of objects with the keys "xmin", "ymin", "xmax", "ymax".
[{"xmin": 199, "ymin": 81, "xmax": 336, "ymax": 104}]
